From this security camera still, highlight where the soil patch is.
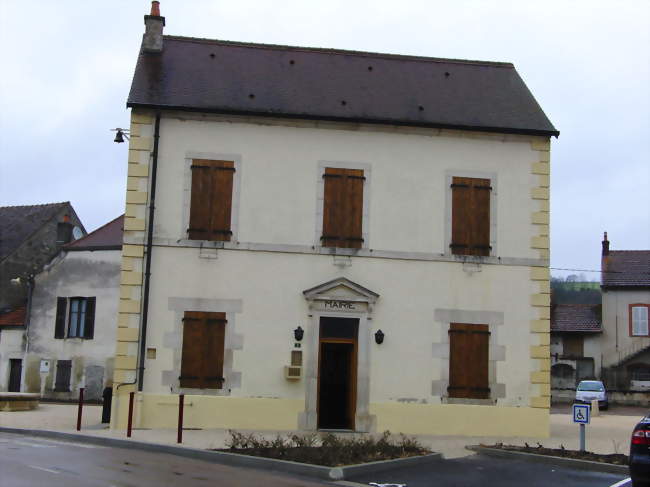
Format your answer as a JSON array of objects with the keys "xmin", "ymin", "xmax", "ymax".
[
  {"xmin": 214, "ymin": 430, "xmax": 430, "ymax": 467},
  {"xmin": 482, "ymin": 443, "xmax": 628, "ymax": 465}
]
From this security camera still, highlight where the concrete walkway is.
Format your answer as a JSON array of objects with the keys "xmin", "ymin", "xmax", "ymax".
[{"xmin": 0, "ymin": 403, "xmax": 642, "ymax": 459}]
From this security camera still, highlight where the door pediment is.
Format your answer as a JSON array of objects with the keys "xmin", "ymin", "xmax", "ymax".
[{"xmin": 303, "ymin": 277, "xmax": 379, "ymax": 306}]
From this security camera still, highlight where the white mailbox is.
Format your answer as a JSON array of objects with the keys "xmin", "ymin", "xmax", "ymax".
[{"xmin": 39, "ymin": 359, "xmax": 51, "ymax": 373}]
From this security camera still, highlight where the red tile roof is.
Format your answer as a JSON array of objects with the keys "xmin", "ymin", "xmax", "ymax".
[
  {"xmin": 65, "ymin": 215, "xmax": 123, "ymax": 250},
  {"xmin": 551, "ymin": 304, "xmax": 602, "ymax": 333},
  {"xmin": 0, "ymin": 305, "xmax": 26, "ymax": 327},
  {"xmin": 602, "ymin": 251, "xmax": 650, "ymax": 288}
]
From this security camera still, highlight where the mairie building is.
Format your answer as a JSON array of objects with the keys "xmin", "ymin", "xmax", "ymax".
[{"xmin": 111, "ymin": 2, "xmax": 558, "ymax": 437}]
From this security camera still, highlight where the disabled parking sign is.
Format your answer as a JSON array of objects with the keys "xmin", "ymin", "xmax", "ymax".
[{"xmin": 573, "ymin": 404, "xmax": 590, "ymax": 424}]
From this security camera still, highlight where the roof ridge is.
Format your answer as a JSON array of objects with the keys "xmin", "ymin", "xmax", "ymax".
[
  {"xmin": 609, "ymin": 250, "xmax": 650, "ymax": 253},
  {"xmin": 162, "ymin": 35, "xmax": 515, "ymax": 68},
  {"xmin": 0, "ymin": 201, "xmax": 69, "ymax": 210}
]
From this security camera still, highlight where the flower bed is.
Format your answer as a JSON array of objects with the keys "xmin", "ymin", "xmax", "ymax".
[
  {"xmin": 216, "ymin": 430, "xmax": 430, "ymax": 467},
  {"xmin": 482, "ymin": 443, "xmax": 628, "ymax": 465}
]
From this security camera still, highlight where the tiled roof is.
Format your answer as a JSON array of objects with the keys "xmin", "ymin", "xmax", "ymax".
[
  {"xmin": 66, "ymin": 215, "xmax": 123, "ymax": 250},
  {"xmin": 551, "ymin": 304, "xmax": 602, "ymax": 333},
  {"xmin": 128, "ymin": 36, "xmax": 559, "ymax": 137},
  {"xmin": 0, "ymin": 203, "xmax": 69, "ymax": 260},
  {"xmin": 602, "ymin": 251, "xmax": 650, "ymax": 288},
  {"xmin": 0, "ymin": 305, "xmax": 26, "ymax": 327}
]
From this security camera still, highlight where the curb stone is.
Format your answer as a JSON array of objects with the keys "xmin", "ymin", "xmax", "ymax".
[
  {"xmin": 467, "ymin": 445, "xmax": 629, "ymax": 475},
  {"xmin": 0, "ymin": 427, "xmax": 441, "ymax": 481}
]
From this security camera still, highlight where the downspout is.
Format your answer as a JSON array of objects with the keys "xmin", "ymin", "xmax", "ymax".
[{"xmin": 137, "ymin": 112, "xmax": 161, "ymax": 391}]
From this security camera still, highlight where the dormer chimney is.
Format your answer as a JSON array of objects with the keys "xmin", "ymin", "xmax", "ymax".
[
  {"xmin": 143, "ymin": 1, "xmax": 165, "ymax": 53},
  {"xmin": 602, "ymin": 231, "xmax": 610, "ymax": 256}
]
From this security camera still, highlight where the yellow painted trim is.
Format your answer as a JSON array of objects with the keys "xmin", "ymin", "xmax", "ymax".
[
  {"xmin": 122, "ymin": 244, "xmax": 144, "ymax": 257},
  {"xmin": 530, "ymin": 371, "xmax": 550, "ymax": 384},
  {"xmin": 530, "ymin": 345, "xmax": 550, "ymax": 359},
  {"xmin": 538, "ymin": 200, "xmax": 550, "ymax": 212},
  {"xmin": 121, "ymin": 257, "xmax": 134, "ymax": 271},
  {"xmin": 119, "ymin": 287, "xmax": 132, "ymax": 300},
  {"xmin": 530, "ymin": 319, "xmax": 550, "ymax": 333},
  {"xmin": 536, "ymin": 280, "xmax": 551, "ymax": 294},
  {"xmin": 114, "ymin": 355, "xmax": 137, "ymax": 370},
  {"xmin": 117, "ymin": 327, "xmax": 139, "ymax": 342},
  {"xmin": 531, "ymin": 138, "xmax": 550, "ymax": 151},
  {"xmin": 531, "ymin": 236, "xmax": 550, "ymax": 249},
  {"xmin": 129, "ymin": 136, "xmax": 153, "ymax": 151},
  {"xmin": 118, "ymin": 299, "xmax": 141, "ymax": 314},
  {"xmin": 131, "ymin": 112, "xmax": 154, "ymax": 124},
  {"xmin": 128, "ymin": 163, "xmax": 149, "ymax": 177},
  {"xmin": 531, "ymin": 293, "xmax": 550, "ymax": 307},
  {"xmin": 537, "ymin": 333, "xmax": 550, "ymax": 346},
  {"xmin": 536, "ymin": 358, "xmax": 551, "ymax": 371},
  {"xmin": 128, "ymin": 150, "xmax": 143, "ymax": 164},
  {"xmin": 115, "ymin": 342, "xmax": 129, "ymax": 355},
  {"xmin": 532, "ymin": 162, "xmax": 550, "ymax": 175},
  {"xmin": 531, "ymin": 187, "xmax": 549, "ymax": 200},
  {"xmin": 532, "ymin": 212, "xmax": 550, "ymax": 225},
  {"xmin": 126, "ymin": 177, "xmax": 140, "ymax": 191},
  {"xmin": 117, "ymin": 313, "xmax": 131, "ymax": 327},
  {"xmin": 538, "ymin": 174, "xmax": 550, "ymax": 188},
  {"xmin": 537, "ymin": 249, "xmax": 550, "ymax": 260},
  {"xmin": 121, "ymin": 271, "xmax": 143, "ymax": 286},
  {"xmin": 530, "ymin": 267, "xmax": 550, "ymax": 281},
  {"xmin": 538, "ymin": 151, "xmax": 550, "ymax": 163},
  {"xmin": 126, "ymin": 191, "xmax": 148, "ymax": 204},
  {"xmin": 124, "ymin": 218, "xmax": 146, "ymax": 231},
  {"xmin": 538, "ymin": 307, "xmax": 550, "ymax": 320},
  {"xmin": 530, "ymin": 396, "xmax": 550, "ymax": 408},
  {"xmin": 538, "ymin": 383, "xmax": 551, "ymax": 397}
]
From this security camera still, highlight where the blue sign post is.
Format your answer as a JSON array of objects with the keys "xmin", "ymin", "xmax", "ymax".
[{"xmin": 573, "ymin": 404, "xmax": 591, "ymax": 451}]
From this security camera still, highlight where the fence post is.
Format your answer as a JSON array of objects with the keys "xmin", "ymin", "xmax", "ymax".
[
  {"xmin": 177, "ymin": 394, "xmax": 184, "ymax": 444},
  {"xmin": 76, "ymin": 387, "xmax": 84, "ymax": 431},
  {"xmin": 127, "ymin": 391, "xmax": 135, "ymax": 438}
]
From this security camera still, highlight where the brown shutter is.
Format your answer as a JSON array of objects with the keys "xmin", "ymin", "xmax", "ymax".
[
  {"xmin": 55, "ymin": 297, "xmax": 67, "ymax": 339},
  {"xmin": 189, "ymin": 160, "xmax": 235, "ymax": 241},
  {"xmin": 180, "ymin": 311, "xmax": 227, "ymax": 389},
  {"xmin": 54, "ymin": 360, "xmax": 72, "ymax": 392},
  {"xmin": 322, "ymin": 168, "xmax": 364, "ymax": 249},
  {"xmin": 180, "ymin": 311, "xmax": 204, "ymax": 388},
  {"xmin": 203, "ymin": 314, "xmax": 226, "ymax": 389},
  {"xmin": 451, "ymin": 177, "xmax": 491, "ymax": 256},
  {"xmin": 84, "ymin": 297, "xmax": 96, "ymax": 339},
  {"xmin": 448, "ymin": 323, "xmax": 490, "ymax": 399}
]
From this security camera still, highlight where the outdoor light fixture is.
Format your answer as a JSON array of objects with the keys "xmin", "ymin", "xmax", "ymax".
[
  {"xmin": 293, "ymin": 326, "xmax": 304, "ymax": 342},
  {"xmin": 374, "ymin": 329, "xmax": 385, "ymax": 344},
  {"xmin": 111, "ymin": 128, "xmax": 130, "ymax": 143}
]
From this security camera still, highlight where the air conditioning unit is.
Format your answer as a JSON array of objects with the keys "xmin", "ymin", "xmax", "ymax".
[{"xmin": 284, "ymin": 365, "xmax": 302, "ymax": 380}]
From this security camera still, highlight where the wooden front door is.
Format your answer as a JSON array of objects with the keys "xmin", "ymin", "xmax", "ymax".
[
  {"xmin": 8, "ymin": 359, "xmax": 22, "ymax": 392},
  {"xmin": 317, "ymin": 317, "xmax": 358, "ymax": 430}
]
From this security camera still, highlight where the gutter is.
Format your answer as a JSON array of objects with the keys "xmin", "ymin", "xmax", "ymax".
[{"xmin": 137, "ymin": 112, "xmax": 161, "ymax": 392}]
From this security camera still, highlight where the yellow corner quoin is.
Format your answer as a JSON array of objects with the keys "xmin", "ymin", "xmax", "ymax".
[
  {"xmin": 116, "ymin": 327, "xmax": 140, "ymax": 342},
  {"xmin": 531, "ymin": 211, "xmax": 550, "ymax": 225},
  {"xmin": 128, "ymin": 163, "xmax": 149, "ymax": 177},
  {"xmin": 531, "ymin": 162, "xmax": 550, "ymax": 175},
  {"xmin": 126, "ymin": 191, "xmax": 148, "ymax": 205},
  {"xmin": 530, "ymin": 267, "xmax": 550, "ymax": 281},
  {"xmin": 537, "ymin": 333, "xmax": 550, "ymax": 346},
  {"xmin": 530, "ymin": 396, "xmax": 551, "ymax": 409},
  {"xmin": 530, "ymin": 319, "xmax": 550, "ymax": 333},
  {"xmin": 531, "ymin": 187, "xmax": 550, "ymax": 200},
  {"xmin": 531, "ymin": 236, "xmax": 550, "ymax": 249},
  {"xmin": 530, "ymin": 138, "xmax": 551, "ymax": 151},
  {"xmin": 538, "ymin": 174, "xmax": 550, "ymax": 188},
  {"xmin": 118, "ymin": 299, "xmax": 141, "ymax": 314},
  {"xmin": 114, "ymin": 355, "xmax": 137, "ymax": 370},
  {"xmin": 124, "ymin": 218, "xmax": 146, "ymax": 231},
  {"xmin": 530, "ymin": 345, "xmax": 550, "ymax": 359},
  {"xmin": 129, "ymin": 136, "xmax": 154, "ymax": 151},
  {"xmin": 531, "ymin": 371, "xmax": 550, "ymax": 384},
  {"xmin": 122, "ymin": 244, "xmax": 145, "ymax": 258},
  {"xmin": 131, "ymin": 112, "xmax": 154, "ymax": 124},
  {"xmin": 537, "ymin": 150, "xmax": 550, "ymax": 163},
  {"xmin": 531, "ymin": 293, "xmax": 550, "ymax": 307}
]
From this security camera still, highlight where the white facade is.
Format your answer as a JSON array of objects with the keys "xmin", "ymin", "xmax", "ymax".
[
  {"xmin": 24, "ymin": 249, "xmax": 120, "ymax": 400},
  {"xmin": 113, "ymin": 112, "xmax": 552, "ymax": 436},
  {"xmin": 0, "ymin": 328, "xmax": 25, "ymax": 391}
]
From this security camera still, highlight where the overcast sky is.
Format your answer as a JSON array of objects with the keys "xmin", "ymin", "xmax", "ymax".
[{"xmin": 1, "ymin": 0, "xmax": 648, "ymax": 279}]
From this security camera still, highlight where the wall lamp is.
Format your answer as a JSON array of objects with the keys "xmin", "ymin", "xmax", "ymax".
[
  {"xmin": 374, "ymin": 329, "xmax": 384, "ymax": 344},
  {"xmin": 111, "ymin": 128, "xmax": 130, "ymax": 143},
  {"xmin": 293, "ymin": 326, "xmax": 304, "ymax": 342}
]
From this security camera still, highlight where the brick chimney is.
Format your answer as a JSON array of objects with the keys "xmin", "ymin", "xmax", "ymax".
[
  {"xmin": 602, "ymin": 231, "xmax": 610, "ymax": 256},
  {"xmin": 142, "ymin": 1, "xmax": 165, "ymax": 53}
]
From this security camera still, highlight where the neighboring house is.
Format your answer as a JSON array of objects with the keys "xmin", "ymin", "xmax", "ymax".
[
  {"xmin": 600, "ymin": 233, "xmax": 650, "ymax": 393},
  {"xmin": 22, "ymin": 216, "xmax": 123, "ymax": 401},
  {"xmin": 550, "ymin": 304, "xmax": 602, "ymax": 401},
  {"xmin": 0, "ymin": 306, "xmax": 26, "ymax": 392},
  {"xmin": 110, "ymin": 3, "xmax": 558, "ymax": 437}
]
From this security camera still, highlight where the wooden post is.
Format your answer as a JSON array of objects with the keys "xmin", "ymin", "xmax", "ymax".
[
  {"xmin": 76, "ymin": 387, "xmax": 84, "ymax": 431},
  {"xmin": 127, "ymin": 391, "xmax": 135, "ymax": 438},
  {"xmin": 177, "ymin": 394, "xmax": 184, "ymax": 444}
]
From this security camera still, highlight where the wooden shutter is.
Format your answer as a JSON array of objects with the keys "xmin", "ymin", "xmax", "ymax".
[
  {"xmin": 55, "ymin": 297, "xmax": 67, "ymax": 339},
  {"xmin": 563, "ymin": 335, "xmax": 584, "ymax": 357},
  {"xmin": 322, "ymin": 168, "xmax": 364, "ymax": 249},
  {"xmin": 84, "ymin": 297, "xmax": 96, "ymax": 339},
  {"xmin": 180, "ymin": 311, "xmax": 227, "ymax": 389},
  {"xmin": 451, "ymin": 177, "xmax": 491, "ymax": 256},
  {"xmin": 54, "ymin": 360, "xmax": 72, "ymax": 391},
  {"xmin": 448, "ymin": 323, "xmax": 490, "ymax": 399},
  {"xmin": 189, "ymin": 159, "xmax": 235, "ymax": 241}
]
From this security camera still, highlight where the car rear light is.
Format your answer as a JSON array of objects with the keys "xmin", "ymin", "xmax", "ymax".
[{"xmin": 632, "ymin": 429, "xmax": 650, "ymax": 445}]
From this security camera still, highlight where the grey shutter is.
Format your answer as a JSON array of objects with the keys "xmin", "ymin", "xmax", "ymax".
[
  {"xmin": 84, "ymin": 297, "xmax": 96, "ymax": 339},
  {"xmin": 55, "ymin": 298, "xmax": 67, "ymax": 339}
]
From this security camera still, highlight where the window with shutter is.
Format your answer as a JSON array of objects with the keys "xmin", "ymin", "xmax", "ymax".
[
  {"xmin": 448, "ymin": 323, "xmax": 490, "ymax": 399},
  {"xmin": 321, "ymin": 167, "xmax": 364, "ymax": 249},
  {"xmin": 54, "ymin": 360, "xmax": 72, "ymax": 392},
  {"xmin": 66, "ymin": 297, "xmax": 96, "ymax": 339},
  {"xmin": 180, "ymin": 311, "xmax": 226, "ymax": 389},
  {"xmin": 189, "ymin": 159, "xmax": 235, "ymax": 241},
  {"xmin": 54, "ymin": 297, "xmax": 67, "ymax": 339},
  {"xmin": 450, "ymin": 177, "xmax": 491, "ymax": 256},
  {"xmin": 631, "ymin": 305, "xmax": 650, "ymax": 336}
]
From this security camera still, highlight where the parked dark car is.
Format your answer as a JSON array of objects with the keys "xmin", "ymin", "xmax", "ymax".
[{"xmin": 630, "ymin": 414, "xmax": 650, "ymax": 486}]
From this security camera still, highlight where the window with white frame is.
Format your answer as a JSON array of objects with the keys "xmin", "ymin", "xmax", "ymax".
[{"xmin": 631, "ymin": 305, "xmax": 650, "ymax": 336}]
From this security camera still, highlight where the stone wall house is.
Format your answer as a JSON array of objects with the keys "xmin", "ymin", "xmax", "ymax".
[
  {"xmin": 600, "ymin": 233, "xmax": 650, "ymax": 397},
  {"xmin": 110, "ymin": 2, "xmax": 558, "ymax": 437},
  {"xmin": 0, "ymin": 306, "xmax": 27, "ymax": 392},
  {"xmin": 550, "ymin": 304, "xmax": 602, "ymax": 402},
  {"xmin": 24, "ymin": 216, "xmax": 123, "ymax": 401}
]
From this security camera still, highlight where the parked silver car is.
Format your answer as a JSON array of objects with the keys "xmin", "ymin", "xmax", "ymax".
[{"xmin": 575, "ymin": 380, "xmax": 608, "ymax": 410}]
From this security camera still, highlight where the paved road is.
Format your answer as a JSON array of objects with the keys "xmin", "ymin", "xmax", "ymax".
[
  {"xmin": 347, "ymin": 453, "xmax": 630, "ymax": 487},
  {"xmin": 0, "ymin": 432, "xmax": 329, "ymax": 487}
]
